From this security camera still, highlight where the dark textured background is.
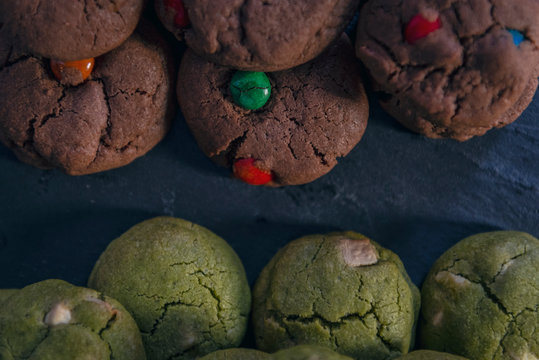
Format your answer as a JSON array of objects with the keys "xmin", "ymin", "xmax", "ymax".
[{"xmin": 0, "ymin": 12, "xmax": 538, "ymax": 348}]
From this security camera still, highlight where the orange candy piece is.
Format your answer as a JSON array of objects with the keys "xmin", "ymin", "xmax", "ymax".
[{"xmin": 50, "ymin": 58, "xmax": 95, "ymax": 82}]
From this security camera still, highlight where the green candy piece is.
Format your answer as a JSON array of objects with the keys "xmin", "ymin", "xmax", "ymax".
[
  {"xmin": 420, "ymin": 231, "xmax": 539, "ymax": 360},
  {"xmin": 230, "ymin": 71, "xmax": 271, "ymax": 110}
]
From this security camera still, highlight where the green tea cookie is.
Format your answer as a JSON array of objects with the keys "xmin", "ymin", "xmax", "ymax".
[
  {"xmin": 273, "ymin": 345, "xmax": 354, "ymax": 360},
  {"xmin": 253, "ymin": 232, "xmax": 420, "ymax": 360},
  {"xmin": 420, "ymin": 231, "xmax": 539, "ymax": 360},
  {"xmin": 396, "ymin": 350, "xmax": 469, "ymax": 360},
  {"xmin": 88, "ymin": 216, "xmax": 251, "ymax": 360},
  {"xmin": 198, "ymin": 348, "xmax": 272, "ymax": 360},
  {"xmin": 0, "ymin": 279, "xmax": 145, "ymax": 360},
  {"xmin": 0, "ymin": 289, "xmax": 17, "ymax": 304}
]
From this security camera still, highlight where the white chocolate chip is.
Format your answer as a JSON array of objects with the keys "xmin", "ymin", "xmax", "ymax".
[
  {"xmin": 498, "ymin": 260, "xmax": 515, "ymax": 277},
  {"xmin": 509, "ymin": 351, "xmax": 538, "ymax": 360},
  {"xmin": 44, "ymin": 302, "xmax": 71, "ymax": 326},
  {"xmin": 339, "ymin": 238, "xmax": 378, "ymax": 267},
  {"xmin": 435, "ymin": 271, "xmax": 470, "ymax": 286},
  {"xmin": 432, "ymin": 311, "xmax": 443, "ymax": 326}
]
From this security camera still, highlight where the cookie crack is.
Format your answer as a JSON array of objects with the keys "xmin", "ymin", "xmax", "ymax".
[
  {"xmin": 146, "ymin": 298, "xmax": 203, "ymax": 337},
  {"xmin": 97, "ymin": 311, "xmax": 118, "ymax": 360}
]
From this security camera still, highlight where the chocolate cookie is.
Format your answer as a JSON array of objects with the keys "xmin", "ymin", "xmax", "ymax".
[
  {"xmin": 177, "ymin": 35, "xmax": 368, "ymax": 186},
  {"xmin": 0, "ymin": 0, "xmax": 144, "ymax": 61},
  {"xmin": 356, "ymin": 0, "xmax": 539, "ymax": 141},
  {"xmin": 156, "ymin": 0, "xmax": 361, "ymax": 71},
  {"xmin": 0, "ymin": 22, "xmax": 176, "ymax": 175}
]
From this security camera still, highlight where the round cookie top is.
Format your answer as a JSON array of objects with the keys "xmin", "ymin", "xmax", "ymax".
[
  {"xmin": 88, "ymin": 216, "xmax": 251, "ymax": 360},
  {"xmin": 252, "ymin": 231, "xmax": 420, "ymax": 360},
  {"xmin": 0, "ymin": 0, "xmax": 144, "ymax": 61},
  {"xmin": 419, "ymin": 231, "xmax": 539, "ymax": 360},
  {"xmin": 178, "ymin": 35, "xmax": 369, "ymax": 186},
  {"xmin": 198, "ymin": 348, "xmax": 272, "ymax": 360},
  {"xmin": 156, "ymin": 0, "xmax": 361, "ymax": 71},
  {"xmin": 0, "ymin": 21, "xmax": 176, "ymax": 175},
  {"xmin": 0, "ymin": 279, "xmax": 145, "ymax": 360},
  {"xmin": 273, "ymin": 345, "xmax": 354, "ymax": 360},
  {"xmin": 396, "ymin": 350, "xmax": 469, "ymax": 360},
  {"xmin": 356, "ymin": 0, "xmax": 539, "ymax": 141}
]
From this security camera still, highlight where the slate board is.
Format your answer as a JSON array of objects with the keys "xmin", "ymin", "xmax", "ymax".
[{"xmin": 0, "ymin": 14, "xmax": 538, "ymax": 349}]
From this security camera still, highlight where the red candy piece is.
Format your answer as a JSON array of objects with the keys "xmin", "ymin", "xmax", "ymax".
[
  {"xmin": 50, "ymin": 58, "xmax": 95, "ymax": 82},
  {"xmin": 404, "ymin": 14, "xmax": 441, "ymax": 44},
  {"xmin": 233, "ymin": 158, "xmax": 273, "ymax": 185},
  {"xmin": 164, "ymin": 0, "xmax": 189, "ymax": 28}
]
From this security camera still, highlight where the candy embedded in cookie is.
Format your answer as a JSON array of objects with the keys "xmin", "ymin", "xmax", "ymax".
[
  {"xmin": 356, "ymin": 0, "xmax": 539, "ymax": 141},
  {"xmin": 178, "ymin": 34, "xmax": 369, "ymax": 186},
  {"xmin": 50, "ymin": 58, "xmax": 95, "ymax": 86},
  {"xmin": 404, "ymin": 14, "xmax": 441, "ymax": 44},
  {"xmin": 233, "ymin": 158, "xmax": 273, "ymax": 185},
  {"xmin": 164, "ymin": 0, "xmax": 190, "ymax": 28},
  {"xmin": 230, "ymin": 71, "xmax": 272, "ymax": 110}
]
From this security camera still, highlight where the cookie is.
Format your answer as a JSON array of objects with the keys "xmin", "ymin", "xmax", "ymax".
[
  {"xmin": 0, "ymin": 21, "xmax": 176, "ymax": 175},
  {"xmin": 396, "ymin": 351, "xmax": 469, "ymax": 360},
  {"xmin": 252, "ymin": 232, "xmax": 420, "ymax": 360},
  {"xmin": 0, "ymin": 279, "xmax": 145, "ymax": 360},
  {"xmin": 0, "ymin": 0, "xmax": 144, "ymax": 61},
  {"xmin": 198, "ymin": 348, "xmax": 272, "ymax": 360},
  {"xmin": 88, "ymin": 217, "xmax": 251, "ymax": 360},
  {"xmin": 419, "ymin": 231, "xmax": 539, "ymax": 360},
  {"xmin": 273, "ymin": 345, "xmax": 354, "ymax": 360},
  {"xmin": 155, "ymin": 0, "xmax": 361, "ymax": 71},
  {"xmin": 177, "ymin": 35, "xmax": 368, "ymax": 186},
  {"xmin": 356, "ymin": 0, "xmax": 539, "ymax": 141}
]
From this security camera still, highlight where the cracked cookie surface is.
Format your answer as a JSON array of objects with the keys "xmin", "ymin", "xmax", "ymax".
[
  {"xmin": 252, "ymin": 231, "xmax": 420, "ymax": 360},
  {"xmin": 0, "ymin": 279, "xmax": 145, "ymax": 360},
  {"xmin": 0, "ymin": 0, "xmax": 144, "ymax": 61},
  {"xmin": 157, "ymin": 0, "xmax": 360, "ymax": 71},
  {"xmin": 0, "ymin": 21, "xmax": 175, "ymax": 175},
  {"xmin": 88, "ymin": 217, "xmax": 251, "ymax": 360},
  {"xmin": 356, "ymin": 0, "xmax": 539, "ymax": 141},
  {"xmin": 177, "ymin": 35, "xmax": 368, "ymax": 186},
  {"xmin": 419, "ymin": 231, "xmax": 539, "ymax": 360}
]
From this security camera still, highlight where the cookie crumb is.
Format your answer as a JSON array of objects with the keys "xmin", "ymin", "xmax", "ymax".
[{"xmin": 339, "ymin": 238, "xmax": 378, "ymax": 266}]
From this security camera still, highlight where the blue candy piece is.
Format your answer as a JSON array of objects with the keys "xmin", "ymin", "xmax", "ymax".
[{"xmin": 508, "ymin": 29, "xmax": 524, "ymax": 46}]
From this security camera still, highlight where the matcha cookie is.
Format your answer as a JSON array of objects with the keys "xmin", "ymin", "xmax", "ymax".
[
  {"xmin": 178, "ymin": 35, "xmax": 369, "ymax": 186},
  {"xmin": 273, "ymin": 345, "xmax": 354, "ymax": 360},
  {"xmin": 198, "ymin": 348, "xmax": 272, "ymax": 360},
  {"xmin": 0, "ymin": 0, "xmax": 144, "ymax": 61},
  {"xmin": 419, "ymin": 231, "xmax": 539, "ymax": 360},
  {"xmin": 88, "ymin": 217, "xmax": 251, "ymax": 360},
  {"xmin": 0, "ymin": 289, "xmax": 17, "ymax": 304},
  {"xmin": 0, "ymin": 21, "xmax": 176, "ymax": 175},
  {"xmin": 0, "ymin": 279, "xmax": 145, "ymax": 360},
  {"xmin": 155, "ymin": 0, "xmax": 360, "ymax": 71},
  {"xmin": 253, "ymin": 232, "xmax": 420, "ymax": 360},
  {"xmin": 356, "ymin": 0, "xmax": 539, "ymax": 140},
  {"xmin": 396, "ymin": 350, "xmax": 468, "ymax": 360}
]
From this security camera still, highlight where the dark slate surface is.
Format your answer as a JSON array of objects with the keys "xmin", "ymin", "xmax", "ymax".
[{"xmin": 0, "ymin": 19, "xmax": 538, "ymax": 348}]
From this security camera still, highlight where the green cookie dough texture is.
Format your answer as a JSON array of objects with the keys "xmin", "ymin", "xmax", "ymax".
[
  {"xmin": 272, "ymin": 344, "xmax": 354, "ymax": 360},
  {"xmin": 0, "ymin": 289, "xmax": 18, "ymax": 304},
  {"xmin": 88, "ymin": 216, "xmax": 251, "ymax": 360},
  {"xmin": 396, "ymin": 350, "xmax": 469, "ymax": 360},
  {"xmin": 420, "ymin": 231, "xmax": 539, "ymax": 360},
  {"xmin": 0, "ymin": 279, "xmax": 145, "ymax": 360},
  {"xmin": 253, "ymin": 232, "xmax": 420, "ymax": 360},
  {"xmin": 198, "ymin": 348, "xmax": 272, "ymax": 360}
]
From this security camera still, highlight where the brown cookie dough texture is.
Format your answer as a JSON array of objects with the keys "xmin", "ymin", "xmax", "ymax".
[
  {"xmin": 0, "ymin": 0, "xmax": 144, "ymax": 61},
  {"xmin": 0, "ymin": 22, "xmax": 176, "ymax": 175},
  {"xmin": 178, "ymin": 35, "xmax": 369, "ymax": 186},
  {"xmin": 157, "ymin": 0, "xmax": 360, "ymax": 71},
  {"xmin": 356, "ymin": 0, "xmax": 539, "ymax": 141}
]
